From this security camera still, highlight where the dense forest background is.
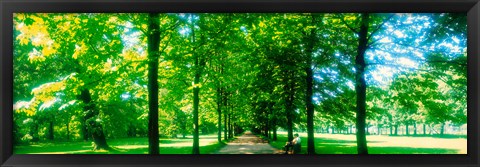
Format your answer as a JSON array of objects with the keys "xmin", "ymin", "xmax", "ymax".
[{"xmin": 13, "ymin": 13, "xmax": 466, "ymax": 154}]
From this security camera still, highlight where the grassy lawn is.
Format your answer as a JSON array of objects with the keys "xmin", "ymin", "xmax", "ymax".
[
  {"xmin": 269, "ymin": 132, "xmax": 467, "ymax": 154},
  {"xmin": 14, "ymin": 134, "xmax": 228, "ymax": 154}
]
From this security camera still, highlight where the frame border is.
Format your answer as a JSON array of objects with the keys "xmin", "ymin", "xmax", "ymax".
[{"xmin": 1, "ymin": 0, "xmax": 479, "ymax": 167}]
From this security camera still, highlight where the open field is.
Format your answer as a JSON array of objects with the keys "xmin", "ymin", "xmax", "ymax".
[
  {"xmin": 269, "ymin": 132, "xmax": 467, "ymax": 154},
  {"xmin": 15, "ymin": 132, "xmax": 466, "ymax": 154},
  {"xmin": 14, "ymin": 134, "xmax": 226, "ymax": 154}
]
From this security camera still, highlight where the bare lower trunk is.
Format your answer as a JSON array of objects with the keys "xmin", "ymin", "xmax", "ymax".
[
  {"xmin": 405, "ymin": 123, "xmax": 409, "ymax": 135},
  {"xmin": 147, "ymin": 13, "xmax": 160, "ymax": 154},
  {"xmin": 355, "ymin": 13, "xmax": 369, "ymax": 155},
  {"xmin": 413, "ymin": 123, "xmax": 417, "ymax": 135},
  {"xmin": 80, "ymin": 89, "xmax": 109, "ymax": 150}
]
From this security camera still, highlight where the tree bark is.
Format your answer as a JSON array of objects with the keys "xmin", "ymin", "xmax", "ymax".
[
  {"xmin": 413, "ymin": 122, "xmax": 417, "ymax": 135},
  {"xmin": 80, "ymin": 89, "xmax": 109, "ymax": 150},
  {"xmin": 228, "ymin": 108, "xmax": 233, "ymax": 138},
  {"xmin": 423, "ymin": 124, "xmax": 426, "ymax": 135},
  {"xmin": 147, "ymin": 13, "xmax": 160, "ymax": 154},
  {"xmin": 355, "ymin": 13, "xmax": 370, "ymax": 154},
  {"xmin": 81, "ymin": 117, "xmax": 89, "ymax": 141},
  {"xmin": 224, "ymin": 97, "xmax": 228, "ymax": 140},
  {"xmin": 273, "ymin": 126, "xmax": 277, "ymax": 141},
  {"xmin": 216, "ymin": 87, "xmax": 222, "ymax": 142},
  {"xmin": 66, "ymin": 122, "xmax": 70, "ymax": 140},
  {"xmin": 394, "ymin": 124, "xmax": 398, "ymax": 135},
  {"xmin": 285, "ymin": 69, "xmax": 295, "ymax": 142},
  {"xmin": 48, "ymin": 120, "xmax": 54, "ymax": 140},
  {"xmin": 377, "ymin": 125, "xmax": 381, "ymax": 135},
  {"xmin": 192, "ymin": 73, "xmax": 200, "ymax": 154},
  {"xmin": 31, "ymin": 121, "xmax": 39, "ymax": 142},
  {"xmin": 405, "ymin": 123, "xmax": 409, "ymax": 135},
  {"xmin": 440, "ymin": 123, "xmax": 445, "ymax": 135},
  {"xmin": 305, "ymin": 16, "xmax": 317, "ymax": 154}
]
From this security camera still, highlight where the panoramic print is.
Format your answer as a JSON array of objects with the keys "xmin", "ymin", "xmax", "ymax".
[{"xmin": 13, "ymin": 13, "xmax": 466, "ymax": 154}]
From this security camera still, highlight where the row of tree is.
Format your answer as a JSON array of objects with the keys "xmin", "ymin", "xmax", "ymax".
[{"xmin": 13, "ymin": 13, "xmax": 466, "ymax": 154}]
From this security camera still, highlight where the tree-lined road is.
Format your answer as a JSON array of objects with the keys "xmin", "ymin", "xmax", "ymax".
[{"xmin": 213, "ymin": 132, "xmax": 283, "ymax": 154}]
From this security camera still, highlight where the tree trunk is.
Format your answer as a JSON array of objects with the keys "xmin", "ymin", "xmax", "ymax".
[
  {"xmin": 192, "ymin": 76, "xmax": 200, "ymax": 154},
  {"xmin": 80, "ymin": 89, "xmax": 109, "ymax": 150},
  {"xmin": 355, "ymin": 13, "xmax": 369, "ymax": 154},
  {"xmin": 228, "ymin": 110, "xmax": 233, "ymax": 138},
  {"xmin": 377, "ymin": 125, "xmax": 381, "ymax": 135},
  {"xmin": 423, "ymin": 124, "xmax": 426, "ymax": 135},
  {"xmin": 273, "ymin": 126, "xmax": 277, "ymax": 141},
  {"xmin": 81, "ymin": 118, "xmax": 89, "ymax": 141},
  {"xmin": 31, "ymin": 122, "xmax": 39, "ymax": 142},
  {"xmin": 285, "ymin": 70, "xmax": 295, "ymax": 142},
  {"xmin": 440, "ymin": 123, "xmax": 445, "ymax": 135},
  {"xmin": 394, "ymin": 125, "xmax": 398, "ymax": 135},
  {"xmin": 390, "ymin": 125, "xmax": 393, "ymax": 135},
  {"xmin": 305, "ymin": 16, "xmax": 317, "ymax": 155},
  {"xmin": 147, "ymin": 13, "xmax": 160, "ymax": 154},
  {"xmin": 413, "ymin": 123, "xmax": 417, "ymax": 135},
  {"xmin": 405, "ymin": 123, "xmax": 409, "ymax": 135},
  {"xmin": 48, "ymin": 120, "xmax": 54, "ymax": 140},
  {"xmin": 66, "ymin": 122, "xmax": 70, "ymax": 140},
  {"xmin": 216, "ymin": 87, "xmax": 222, "ymax": 142},
  {"xmin": 190, "ymin": 14, "xmax": 203, "ymax": 154},
  {"xmin": 224, "ymin": 106, "xmax": 228, "ymax": 140}
]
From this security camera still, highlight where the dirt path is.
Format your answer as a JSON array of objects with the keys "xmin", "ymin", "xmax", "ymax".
[{"xmin": 213, "ymin": 131, "xmax": 283, "ymax": 154}]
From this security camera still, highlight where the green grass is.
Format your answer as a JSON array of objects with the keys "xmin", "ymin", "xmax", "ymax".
[
  {"xmin": 15, "ymin": 132, "xmax": 466, "ymax": 154},
  {"xmin": 269, "ymin": 132, "xmax": 467, "ymax": 154},
  {"xmin": 14, "ymin": 134, "xmax": 228, "ymax": 154}
]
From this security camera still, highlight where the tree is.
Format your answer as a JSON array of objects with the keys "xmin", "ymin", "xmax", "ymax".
[{"xmin": 147, "ymin": 13, "xmax": 160, "ymax": 154}]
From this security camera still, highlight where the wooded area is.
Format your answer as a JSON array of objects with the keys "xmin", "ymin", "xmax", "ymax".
[{"xmin": 13, "ymin": 13, "xmax": 467, "ymax": 154}]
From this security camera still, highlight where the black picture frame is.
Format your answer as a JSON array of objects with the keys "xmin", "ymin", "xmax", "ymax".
[{"xmin": 1, "ymin": 0, "xmax": 479, "ymax": 167}]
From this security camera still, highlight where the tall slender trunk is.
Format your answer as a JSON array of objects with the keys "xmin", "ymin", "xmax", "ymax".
[
  {"xmin": 228, "ymin": 106, "xmax": 233, "ymax": 138},
  {"xmin": 192, "ymin": 73, "xmax": 200, "ymax": 153},
  {"xmin": 394, "ymin": 124, "xmax": 398, "ymax": 135},
  {"xmin": 355, "ymin": 13, "xmax": 369, "ymax": 154},
  {"xmin": 66, "ymin": 122, "xmax": 70, "ymax": 140},
  {"xmin": 190, "ymin": 16, "xmax": 201, "ymax": 154},
  {"xmin": 31, "ymin": 122, "xmax": 39, "ymax": 142},
  {"xmin": 216, "ymin": 87, "xmax": 222, "ymax": 142},
  {"xmin": 405, "ymin": 123, "xmax": 409, "ymax": 135},
  {"xmin": 423, "ymin": 124, "xmax": 426, "ymax": 135},
  {"xmin": 224, "ymin": 97, "xmax": 228, "ymax": 140},
  {"xmin": 273, "ymin": 126, "xmax": 277, "ymax": 141},
  {"xmin": 147, "ymin": 13, "xmax": 160, "ymax": 154},
  {"xmin": 305, "ymin": 16, "xmax": 316, "ymax": 154},
  {"xmin": 227, "ymin": 113, "xmax": 231, "ymax": 138},
  {"xmin": 82, "ymin": 118, "xmax": 89, "ymax": 141},
  {"xmin": 440, "ymin": 123, "xmax": 445, "ymax": 135},
  {"xmin": 413, "ymin": 123, "xmax": 417, "ymax": 135},
  {"xmin": 48, "ymin": 120, "xmax": 54, "ymax": 140},
  {"xmin": 377, "ymin": 125, "xmax": 381, "ymax": 135},
  {"xmin": 285, "ymin": 69, "xmax": 295, "ymax": 141}
]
